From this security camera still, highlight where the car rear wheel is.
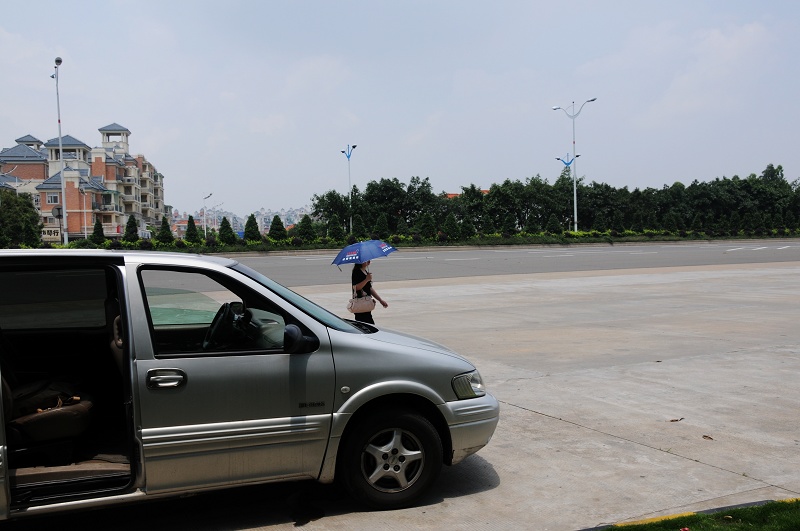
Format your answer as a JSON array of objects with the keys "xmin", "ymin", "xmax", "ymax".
[{"xmin": 340, "ymin": 410, "xmax": 443, "ymax": 510}]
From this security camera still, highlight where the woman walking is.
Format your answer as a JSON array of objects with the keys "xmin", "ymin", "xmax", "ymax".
[{"xmin": 351, "ymin": 260, "xmax": 388, "ymax": 324}]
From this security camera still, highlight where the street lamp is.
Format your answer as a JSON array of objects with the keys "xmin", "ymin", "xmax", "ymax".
[
  {"xmin": 79, "ymin": 186, "xmax": 87, "ymax": 239},
  {"xmin": 556, "ymin": 153, "xmax": 580, "ymax": 229},
  {"xmin": 340, "ymin": 144, "xmax": 356, "ymax": 233},
  {"xmin": 552, "ymin": 97, "xmax": 596, "ymax": 231},
  {"xmin": 556, "ymin": 153, "xmax": 580, "ymax": 169},
  {"xmin": 53, "ymin": 57, "xmax": 68, "ymax": 244},
  {"xmin": 203, "ymin": 193, "xmax": 212, "ymax": 236}
]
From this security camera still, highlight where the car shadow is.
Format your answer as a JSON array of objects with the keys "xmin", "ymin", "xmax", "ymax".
[
  {"xmin": 419, "ymin": 455, "xmax": 501, "ymax": 506},
  {"xmin": 5, "ymin": 456, "xmax": 499, "ymax": 529}
]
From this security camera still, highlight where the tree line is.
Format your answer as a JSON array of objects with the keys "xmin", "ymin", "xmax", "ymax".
[
  {"xmin": 311, "ymin": 163, "xmax": 800, "ymax": 242},
  {"xmin": 1, "ymin": 163, "xmax": 797, "ymax": 250}
]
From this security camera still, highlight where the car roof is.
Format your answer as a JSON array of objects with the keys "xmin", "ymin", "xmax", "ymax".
[{"xmin": 0, "ymin": 249, "xmax": 239, "ymax": 268}]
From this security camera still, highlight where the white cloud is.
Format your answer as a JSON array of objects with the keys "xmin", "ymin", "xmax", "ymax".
[
  {"xmin": 248, "ymin": 114, "xmax": 292, "ymax": 135},
  {"xmin": 642, "ymin": 22, "xmax": 772, "ymax": 125}
]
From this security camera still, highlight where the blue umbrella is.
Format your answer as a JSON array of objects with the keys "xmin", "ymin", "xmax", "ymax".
[{"xmin": 332, "ymin": 239, "xmax": 397, "ymax": 266}]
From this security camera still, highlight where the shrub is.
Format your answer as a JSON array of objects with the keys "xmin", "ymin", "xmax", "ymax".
[
  {"xmin": 218, "ymin": 217, "xmax": 238, "ymax": 245},
  {"xmin": 71, "ymin": 238, "xmax": 97, "ymax": 249},
  {"xmin": 156, "ymin": 216, "xmax": 174, "ymax": 244},
  {"xmin": 545, "ymin": 214, "xmax": 563, "ymax": 235}
]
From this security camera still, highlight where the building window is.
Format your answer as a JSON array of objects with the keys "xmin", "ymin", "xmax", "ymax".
[{"xmin": 47, "ymin": 193, "xmax": 60, "ymax": 204}]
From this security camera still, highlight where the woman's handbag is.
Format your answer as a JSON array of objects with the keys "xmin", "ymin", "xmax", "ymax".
[{"xmin": 347, "ymin": 289, "xmax": 376, "ymax": 314}]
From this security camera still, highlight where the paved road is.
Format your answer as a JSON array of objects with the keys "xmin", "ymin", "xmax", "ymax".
[
  {"xmin": 12, "ymin": 240, "xmax": 800, "ymax": 530},
  {"xmin": 234, "ymin": 239, "xmax": 800, "ymax": 287}
]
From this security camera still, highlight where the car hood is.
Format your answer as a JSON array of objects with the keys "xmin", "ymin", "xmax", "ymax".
[{"xmin": 367, "ymin": 326, "xmax": 471, "ymax": 363}]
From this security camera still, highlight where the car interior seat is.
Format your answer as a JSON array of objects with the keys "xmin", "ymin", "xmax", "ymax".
[{"xmin": 0, "ymin": 326, "xmax": 94, "ymax": 466}]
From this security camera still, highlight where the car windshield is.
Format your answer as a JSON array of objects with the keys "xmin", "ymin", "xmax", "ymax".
[{"xmin": 231, "ymin": 263, "xmax": 361, "ymax": 333}]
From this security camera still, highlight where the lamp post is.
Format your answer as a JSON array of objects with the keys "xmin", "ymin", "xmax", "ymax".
[
  {"xmin": 203, "ymin": 193, "xmax": 212, "ymax": 237},
  {"xmin": 80, "ymin": 186, "xmax": 87, "ymax": 239},
  {"xmin": 340, "ymin": 144, "xmax": 356, "ymax": 233},
  {"xmin": 54, "ymin": 57, "xmax": 68, "ymax": 244},
  {"xmin": 556, "ymin": 152, "xmax": 580, "ymax": 230},
  {"xmin": 552, "ymin": 97, "xmax": 596, "ymax": 231}
]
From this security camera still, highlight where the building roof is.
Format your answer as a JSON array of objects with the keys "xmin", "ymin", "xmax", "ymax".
[
  {"xmin": 35, "ymin": 171, "xmax": 111, "ymax": 194},
  {"xmin": 98, "ymin": 123, "xmax": 131, "ymax": 133},
  {"xmin": 0, "ymin": 143, "xmax": 47, "ymax": 163},
  {"xmin": 445, "ymin": 189, "xmax": 490, "ymax": 198},
  {"xmin": 82, "ymin": 176, "xmax": 109, "ymax": 192},
  {"xmin": 0, "ymin": 173, "xmax": 23, "ymax": 184},
  {"xmin": 0, "ymin": 174, "xmax": 24, "ymax": 190},
  {"xmin": 15, "ymin": 134, "xmax": 43, "ymax": 144},
  {"xmin": 36, "ymin": 167, "xmax": 88, "ymax": 190},
  {"xmin": 44, "ymin": 135, "xmax": 91, "ymax": 149},
  {"xmin": 98, "ymin": 149, "xmax": 127, "ymax": 167}
]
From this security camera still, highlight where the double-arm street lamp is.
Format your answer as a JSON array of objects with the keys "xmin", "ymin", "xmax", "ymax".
[
  {"xmin": 552, "ymin": 98, "xmax": 596, "ymax": 231},
  {"xmin": 556, "ymin": 153, "xmax": 580, "ymax": 170},
  {"xmin": 340, "ymin": 144, "xmax": 356, "ymax": 233}
]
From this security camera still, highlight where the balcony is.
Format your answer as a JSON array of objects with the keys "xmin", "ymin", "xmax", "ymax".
[
  {"xmin": 103, "ymin": 223, "xmax": 124, "ymax": 237},
  {"xmin": 92, "ymin": 202, "xmax": 122, "ymax": 213}
]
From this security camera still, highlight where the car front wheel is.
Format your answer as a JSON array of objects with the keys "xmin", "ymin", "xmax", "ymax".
[{"xmin": 340, "ymin": 410, "xmax": 443, "ymax": 510}]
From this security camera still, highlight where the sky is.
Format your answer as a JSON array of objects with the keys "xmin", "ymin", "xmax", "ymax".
[{"xmin": 1, "ymin": 0, "xmax": 799, "ymax": 219}]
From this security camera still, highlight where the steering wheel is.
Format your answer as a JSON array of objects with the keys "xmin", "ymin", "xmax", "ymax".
[{"xmin": 203, "ymin": 302, "xmax": 235, "ymax": 350}]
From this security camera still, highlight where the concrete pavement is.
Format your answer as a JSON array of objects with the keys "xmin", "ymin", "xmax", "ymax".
[
  {"xmin": 288, "ymin": 261, "xmax": 800, "ymax": 530},
  {"xmin": 18, "ymin": 259, "xmax": 796, "ymax": 531}
]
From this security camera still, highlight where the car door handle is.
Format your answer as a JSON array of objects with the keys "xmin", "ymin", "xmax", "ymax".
[{"xmin": 146, "ymin": 369, "xmax": 187, "ymax": 389}]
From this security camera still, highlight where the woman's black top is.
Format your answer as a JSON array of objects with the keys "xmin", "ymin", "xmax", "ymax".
[{"xmin": 351, "ymin": 267, "xmax": 372, "ymax": 297}]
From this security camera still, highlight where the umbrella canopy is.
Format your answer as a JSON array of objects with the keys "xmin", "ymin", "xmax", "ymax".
[{"xmin": 331, "ymin": 239, "xmax": 397, "ymax": 266}]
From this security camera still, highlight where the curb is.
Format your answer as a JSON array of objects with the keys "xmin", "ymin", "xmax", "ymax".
[{"xmin": 579, "ymin": 498, "xmax": 800, "ymax": 530}]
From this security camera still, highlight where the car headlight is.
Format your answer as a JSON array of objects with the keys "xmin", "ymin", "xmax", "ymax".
[{"xmin": 452, "ymin": 370, "xmax": 486, "ymax": 399}]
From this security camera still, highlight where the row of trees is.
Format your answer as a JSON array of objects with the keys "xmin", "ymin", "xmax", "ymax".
[
  {"xmin": 0, "ymin": 188, "xmax": 313, "ymax": 249},
  {"xmin": 2, "ymin": 163, "xmax": 798, "ymax": 250},
  {"xmin": 312, "ymin": 164, "xmax": 800, "ymax": 240}
]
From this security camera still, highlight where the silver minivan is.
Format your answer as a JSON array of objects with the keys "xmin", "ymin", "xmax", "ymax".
[{"xmin": 0, "ymin": 250, "xmax": 499, "ymax": 520}]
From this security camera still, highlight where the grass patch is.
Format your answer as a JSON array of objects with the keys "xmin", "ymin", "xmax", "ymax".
[{"xmin": 612, "ymin": 499, "xmax": 800, "ymax": 530}]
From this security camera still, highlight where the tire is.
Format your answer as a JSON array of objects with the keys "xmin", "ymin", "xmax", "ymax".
[{"xmin": 339, "ymin": 410, "xmax": 443, "ymax": 510}]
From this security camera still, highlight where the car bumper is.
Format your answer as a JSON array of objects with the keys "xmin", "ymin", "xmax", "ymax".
[{"xmin": 441, "ymin": 393, "xmax": 500, "ymax": 465}]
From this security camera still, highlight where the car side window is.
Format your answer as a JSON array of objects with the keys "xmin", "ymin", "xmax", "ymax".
[
  {"xmin": 0, "ymin": 268, "xmax": 108, "ymax": 329},
  {"xmin": 140, "ymin": 268, "xmax": 286, "ymax": 357}
]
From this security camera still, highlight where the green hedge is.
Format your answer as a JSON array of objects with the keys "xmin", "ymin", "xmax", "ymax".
[{"xmin": 20, "ymin": 227, "xmax": 798, "ymax": 253}]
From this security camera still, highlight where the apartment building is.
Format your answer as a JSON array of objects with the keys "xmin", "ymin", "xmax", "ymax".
[{"xmin": 0, "ymin": 123, "xmax": 166, "ymax": 242}]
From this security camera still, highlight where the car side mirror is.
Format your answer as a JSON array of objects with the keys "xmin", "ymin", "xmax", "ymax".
[{"xmin": 283, "ymin": 324, "xmax": 320, "ymax": 354}]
